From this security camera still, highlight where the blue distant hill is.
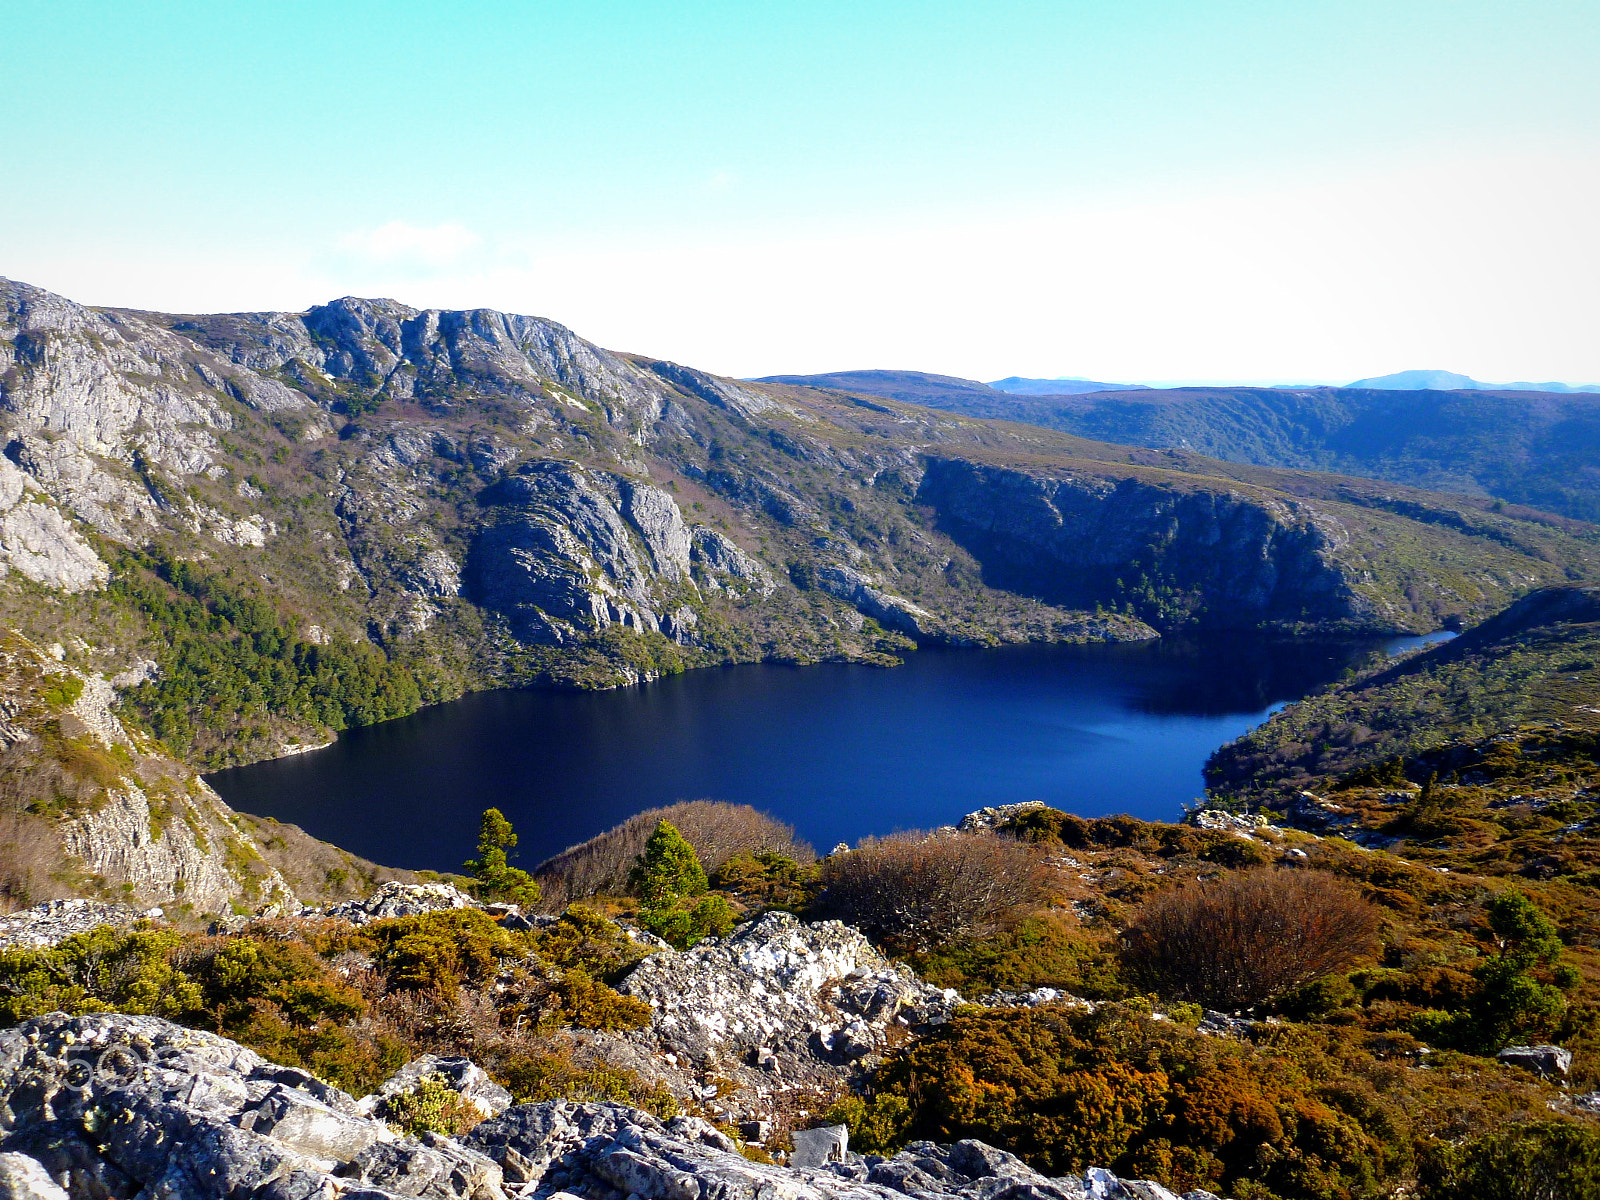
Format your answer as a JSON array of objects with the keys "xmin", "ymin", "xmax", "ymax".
[
  {"xmin": 1349, "ymin": 369, "xmax": 1600, "ymax": 394},
  {"xmin": 988, "ymin": 375, "xmax": 1150, "ymax": 395}
]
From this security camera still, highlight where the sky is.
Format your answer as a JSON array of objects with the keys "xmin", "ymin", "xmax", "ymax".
[{"xmin": 3, "ymin": 1, "xmax": 1598, "ymax": 385}]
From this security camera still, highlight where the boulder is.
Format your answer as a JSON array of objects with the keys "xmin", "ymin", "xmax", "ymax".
[
  {"xmin": 1497, "ymin": 1044, "xmax": 1573, "ymax": 1078},
  {"xmin": 0, "ymin": 1013, "xmax": 505, "ymax": 1200},
  {"xmin": 791, "ymin": 1124, "xmax": 849, "ymax": 1168}
]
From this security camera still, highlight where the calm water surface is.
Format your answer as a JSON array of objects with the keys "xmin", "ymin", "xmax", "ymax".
[{"xmin": 208, "ymin": 632, "xmax": 1449, "ymax": 873}]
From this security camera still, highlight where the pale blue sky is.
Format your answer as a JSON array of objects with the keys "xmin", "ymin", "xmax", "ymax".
[{"xmin": 5, "ymin": 1, "xmax": 1598, "ymax": 382}]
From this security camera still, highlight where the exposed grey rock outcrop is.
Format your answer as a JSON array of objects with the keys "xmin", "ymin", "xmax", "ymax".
[
  {"xmin": 690, "ymin": 527, "xmax": 775, "ymax": 595},
  {"xmin": 814, "ymin": 565, "xmax": 937, "ymax": 638},
  {"xmin": 611, "ymin": 914, "xmax": 959, "ymax": 1118},
  {"xmin": 318, "ymin": 880, "xmax": 478, "ymax": 925},
  {"xmin": 0, "ymin": 634, "xmax": 299, "ymax": 914},
  {"xmin": 0, "ymin": 1013, "xmax": 505, "ymax": 1200},
  {"xmin": 471, "ymin": 461, "xmax": 683, "ymax": 644},
  {"xmin": 465, "ymin": 1099, "xmax": 1217, "ymax": 1200},
  {"xmin": 0, "ymin": 900, "xmax": 151, "ymax": 951},
  {"xmin": 0, "ymin": 459, "xmax": 105, "ymax": 592},
  {"xmin": 0, "ymin": 1016, "xmax": 1227, "ymax": 1200}
]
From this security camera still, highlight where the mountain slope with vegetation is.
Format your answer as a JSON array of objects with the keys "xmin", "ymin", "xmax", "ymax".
[
  {"xmin": 780, "ymin": 374, "xmax": 1600, "ymax": 524},
  {"xmin": 3, "ymin": 276, "xmax": 1595, "ymax": 782}
]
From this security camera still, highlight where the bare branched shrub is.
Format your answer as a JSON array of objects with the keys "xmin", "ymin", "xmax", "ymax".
[
  {"xmin": 810, "ymin": 831, "xmax": 1053, "ymax": 951},
  {"xmin": 1120, "ymin": 868, "xmax": 1380, "ymax": 1011},
  {"xmin": 535, "ymin": 801, "xmax": 813, "ymax": 906}
]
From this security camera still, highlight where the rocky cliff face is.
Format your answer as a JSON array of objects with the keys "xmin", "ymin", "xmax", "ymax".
[
  {"xmin": 916, "ymin": 458, "xmax": 1368, "ymax": 629},
  {"xmin": 0, "ymin": 630, "xmax": 408, "ymax": 915},
  {"xmin": 0, "ymin": 275, "xmax": 1592, "ymax": 778}
]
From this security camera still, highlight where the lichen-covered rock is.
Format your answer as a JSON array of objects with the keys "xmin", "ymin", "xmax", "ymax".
[
  {"xmin": 0, "ymin": 1014, "xmax": 504, "ymax": 1200},
  {"xmin": 318, "ymin": 881, "xmax": 477, "ymax": 925},
  {"xmin": 0, "ymin": 900, "xmax": 151, "ymax": 950},
  {"xmin": 0, "ymin": 1150, "xmax": 71, "ymax": 1200},
  {"xmin": 465, "ymin": 1100, "xmax": 1223, "ymax": 1200},
  {"xmin": 605, "ymin": 913, "xmax": 958, "ymax": 1120},
  {"xmin": 619, "ymin": 912, "xmax": 958, "ymax": 1064}
]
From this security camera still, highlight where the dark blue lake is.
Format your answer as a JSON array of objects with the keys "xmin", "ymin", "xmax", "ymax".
[{"xmin": 208, "ymin": 632, "xmax": 1447, "ymax": 874}]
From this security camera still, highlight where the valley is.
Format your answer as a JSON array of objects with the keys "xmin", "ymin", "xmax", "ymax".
[
  {"xmin": 4, "ymin": 279, "xmax": 1600, "ymax": 1199},
  {"xmin": 773, "ymin": 370, "xmax": 1600, "ymax": 523}
]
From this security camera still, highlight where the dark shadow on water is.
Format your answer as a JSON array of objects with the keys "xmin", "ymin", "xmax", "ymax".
[{"xmin": 207, "ymin": 631, "xmax": 1444, "ymax": 875}]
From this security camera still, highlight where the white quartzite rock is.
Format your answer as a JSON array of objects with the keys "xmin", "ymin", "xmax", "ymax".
[
  {"xmin": 0, "ymin": 1151, "xmax": 71, "ymax": 1200},
  {"xmin": 0, "ymin": 899, "xmax": 152, "ymax": 951},
  {"xmin": 616, "ymin": 913, "xmax": 959, "ymax": 1084},
  {"xmin": 317, "ymin": 880, "xmax": 477, "ymax": 924}
]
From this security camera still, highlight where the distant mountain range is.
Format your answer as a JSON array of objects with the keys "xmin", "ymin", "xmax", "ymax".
[
  {"xmin": 989, "ymin": 375, "xmax": 1150, "ymax": 395},
  {"xmin": 1348, "ymin": 369, "xmax": 1600, "ymax": 393},
  {"xmin": 760, "ymin": 368, "xmax": 1600, "ymax": 522}
]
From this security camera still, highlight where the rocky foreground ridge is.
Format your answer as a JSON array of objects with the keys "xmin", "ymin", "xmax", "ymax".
[{"xmin": 0, "ymin": 1012, "xmax": 1217, "ymax": 1200}]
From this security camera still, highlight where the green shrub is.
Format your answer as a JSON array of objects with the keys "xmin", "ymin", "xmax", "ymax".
[
  {"xmin": 640, "ymin": 892, "xmax": 736, "ymax": 951},
  {"xmin": 541, "ymin": 967, "xmax": 652, "ymax": 1031},
  {"xmin": 1417, "ymin": 1120, "xmax": 1600, "ymax": 1200},
  {"xmin": 1408, "ymin": 891, "xmax": 1573, "ymax": 1053},
  {"xmin": 824, "ymin": 1093, "xmax": 914, "ymax": 1153},
  {"xmin": 711, "ymin": 851, "xmax": 816, "ymax": 909},
  {"xmin": 499, "ymin": 1050, "xmax": 679, "ymax": 1119},
  {"xmin": 630, "ymin": 820, "xmax": 708, "ymax": 904},
  {"xmin": 364, "ymin": 909, "xmax": 526, "ymax": 997},
  {"xmin": 907, "ymin": 911, "xmax": 1124, "ymax": 999},
  {"xmin": 629, "ymin": 820, "xmax": 734, "ymax": 949},
  {"xmin": 528, "ymin": 904, "xmax": 648, "ymax": 979},
  {"xmin": 0, "ymin": 925, "xmax": 197, "ymax": 1024},
  {"xmin": 381, "ymin": 1074, "xmax": 483, "ymax": 1137}
]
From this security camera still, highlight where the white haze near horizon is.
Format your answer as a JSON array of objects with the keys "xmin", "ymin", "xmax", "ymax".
[{"xmin": 10, "ymin": 146, "xmax": 1599, "ymax": 389}]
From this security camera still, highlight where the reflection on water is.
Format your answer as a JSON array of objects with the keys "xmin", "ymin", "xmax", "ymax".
[{"xmin": 208, "ymin": 631, "xmax": 1445, "ymax": 874}]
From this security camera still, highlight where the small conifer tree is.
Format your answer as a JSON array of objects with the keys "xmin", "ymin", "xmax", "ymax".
[
  {"xmin": 628, "ymin": 820, "xmax": 708, "ymax": 905},
  {"xmin": 464, "ymin": 808, "xmax": 541, "ymax": 906},
  {"xmin": 628, "ymin": 820, "xmax": 731, "ymax": 949}
]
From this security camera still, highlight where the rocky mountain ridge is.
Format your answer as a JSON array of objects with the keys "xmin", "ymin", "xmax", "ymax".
[{"xmin": 2, "ymin": 275, "xmax": 1597, "ymax": 783}]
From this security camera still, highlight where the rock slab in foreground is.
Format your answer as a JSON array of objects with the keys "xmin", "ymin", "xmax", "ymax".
[{"xmin": 0, "ymin": 1014, "xmax": 1227, "ymax": 1200}]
